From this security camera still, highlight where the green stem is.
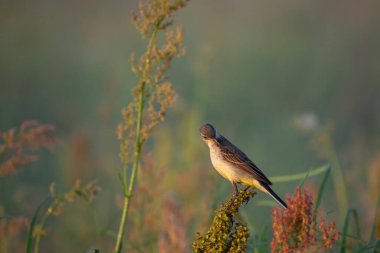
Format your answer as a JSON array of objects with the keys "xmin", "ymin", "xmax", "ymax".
[
  {"xmin": 33, "ymin": 199, "xmax": 60, "ymax": 253},
  {"xmin": 327, "ymin": 137, "xmax": 348, "ymax": 217},
  {"xmin": 269, "ymin": 164, "xmax": 329, "ymax": 183},
  {"xmin": 340, "ymin": 208, "xmax": 361, "ymax": 253},
  {"xmin": 113, "ymin": 20, "xmax": 161, "ymax": 253},
  {"xmin": 114, "ymin": 90, "xmax": 144, "ymax": 253},
  {"xmin": 122, "ymin": 163, "xmax": 127, "ymax": 195},
  {"xmin": 26, "ymin": 197, "xmax": 50, "ymax": 253}
]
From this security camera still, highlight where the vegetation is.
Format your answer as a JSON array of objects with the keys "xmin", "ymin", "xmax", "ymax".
[
  {"xmin": 0, "ymin": 0, "xmax": 379, "ymax": 252},
  {"xmin": 192, "ymin": 189, "xmax": 254, "ymax": 252}
]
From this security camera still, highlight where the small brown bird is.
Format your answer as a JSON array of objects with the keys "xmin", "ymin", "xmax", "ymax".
[{"xmin": 200, "ymin": 123, "xmax": 287, "ymax": 208}]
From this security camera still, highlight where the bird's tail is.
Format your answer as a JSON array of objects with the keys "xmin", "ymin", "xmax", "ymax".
[{"xmin": 261, "ymin": 184, "xmax": 287, "ymax": 209}]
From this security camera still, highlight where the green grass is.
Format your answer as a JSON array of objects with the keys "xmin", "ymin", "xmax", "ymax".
[
  {"xmin": 314, "ymin": 165, "xmax": 331, "ymax": 211},
  {"xmin": 270, "ymin": 164, "xmax": 330, "ymax": 183},
  {"xmin": 340, "ymin": 209, "xmax": 362, "ymax": 253},
  {"xmin": 26, "ymin": 197, "xmax": 50, "ymax": 253}
]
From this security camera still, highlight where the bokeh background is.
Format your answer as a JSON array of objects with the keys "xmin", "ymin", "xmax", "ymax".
[{"xmin": 1, "ymin": 0, "xmax": 380, "ymax": 252}]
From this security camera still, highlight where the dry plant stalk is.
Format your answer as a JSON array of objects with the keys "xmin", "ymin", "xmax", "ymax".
[
  {"xmin": 0, "ymin": 120, "xmax": 59, "ymax": 176},
  {"xmin": 192, "ymin": 189, "xmax": 255, "ymax": 253},
  {"xmin": 271, "ymin": 187, "xmax": 339, "ymax": 253},
  {"xmin": 114, "ymin": 0, "xmax": 189, "ymax": 252}
]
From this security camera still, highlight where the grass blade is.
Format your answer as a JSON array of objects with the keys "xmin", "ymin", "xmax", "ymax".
[
  {"xmin": 375, "ymin": 239, "xmax": 380, "ymax": 253},
  {"xmin": 355, "ymin": 240, "xmax": 380, "ymax": 253},
  {"xmin": 340, "ymin": 208, "xmax": 361, "ymax": 253},
  {"xmin": 299, "ymin": 167, "xmax": 313, "ymax": 188},
  {"xmin": 26, "ymin": 197, "xmax": 50, "ymax": 253},
  {"xmin": 314, "ymin": 165, "xmax": 331, "ymax": 211},
  {"xmin": 270, "ymin": 164, "xmax": 329, "ymax": 183},
  {"xmin": 370, "ymin": 195, "xmax": 380, "ymax": 244}
]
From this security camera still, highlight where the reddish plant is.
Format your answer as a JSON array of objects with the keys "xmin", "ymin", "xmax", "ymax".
[
  {"xmin": 0, "ymin": 120, "xmax": 59, "ymax": 176},
  {"xmin": 271, "ymin": 187, "xmax": 339, "ymax": 253},
  {"xmin": 319, "ymin": 215, "xmax": 339, "ymax": 249}
]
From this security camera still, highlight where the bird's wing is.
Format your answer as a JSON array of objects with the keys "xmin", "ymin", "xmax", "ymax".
[{"xmin": 217, "ymin": 135, "xmax": 272, "ymax": 185}]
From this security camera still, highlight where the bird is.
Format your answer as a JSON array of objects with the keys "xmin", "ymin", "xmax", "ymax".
[{"xmin": 200, "ymin": 123, "xmax": 287, "ymax": 209}]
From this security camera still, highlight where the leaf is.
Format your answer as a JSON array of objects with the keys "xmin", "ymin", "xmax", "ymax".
[
  {"xmin": 270, "ymin": 164, "xmax": 329, "ymax": 183},
  {"xmin": 314, "ymin": 165, "xmax": 331, "ymax": 211},
  {"xmin": 26, "ymin": 197, "xmax": 51, "ymax": 253},
  {"xmin": 370, "ymin": 195, "xmax": 380, "ymax": 244},
  {"xmin": 299, "ymin": 167, "xmax": 314, "ymax": 188},
  {"xmin": 340, "ymin": 208, "xmax": 361, "ymax": 253}
]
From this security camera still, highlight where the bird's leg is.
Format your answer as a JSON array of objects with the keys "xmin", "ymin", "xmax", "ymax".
[
  {"xmin": 241, "ymin": 186, "xmax": 255, "ymax": 206},
  {"xmin": 242, "ymin": 186, "xmax": 251, "ymax": 206},
  {"xmin": 226, "ymin": 182, "xmax": 239, "ymax": 212},
  {"xmin": 232, "ymin": 182, "xmax": 239, "ymax": 196},
  {"xmin": 243, "ymin": 186, "xmax": 251, "ymax": 192}
]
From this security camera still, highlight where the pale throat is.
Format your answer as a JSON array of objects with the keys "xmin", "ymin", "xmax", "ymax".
[
  {"xmin": 206, "ymin": 138, "xmax": 221, "ymax": 159},
  {"xmin": 206, "ymin": 130, "xmax": 220, "ymax": 150}
]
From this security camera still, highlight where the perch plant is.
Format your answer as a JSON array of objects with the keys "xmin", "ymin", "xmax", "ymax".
[{"xmin": 192, "ymin": 188, "xmax": 255, "ymax": 253}]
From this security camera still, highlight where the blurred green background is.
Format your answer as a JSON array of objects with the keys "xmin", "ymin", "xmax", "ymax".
[{"xmin": 1, "ymin": 0, "xmax": 380, "ymax": 252}]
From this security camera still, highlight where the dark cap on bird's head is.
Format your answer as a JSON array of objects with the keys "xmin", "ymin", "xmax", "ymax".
[{"xmin": 200, "ymin": 123, "xmax": 216, "ymax": 140}]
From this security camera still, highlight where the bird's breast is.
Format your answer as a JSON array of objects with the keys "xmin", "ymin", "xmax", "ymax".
[{"xmin": 208, "ymin": 142, "xmax": 247, "ymax": 183}]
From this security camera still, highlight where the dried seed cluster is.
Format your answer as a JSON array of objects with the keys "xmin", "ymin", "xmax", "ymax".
[{"xmin": 192, "ymin": 189, "xmax": 255, "ymax": 253}]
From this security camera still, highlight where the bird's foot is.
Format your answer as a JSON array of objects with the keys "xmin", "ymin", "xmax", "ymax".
[
  {"xmin": 225, "ymin": 192, "xmax": 238, "ymax": 212},
  {"xmin": 230, "ymin": 193, "xmax": 238, "ymax": 202},
  {"xmin": 242, "ymin": 186, "xmax": 251, "ymax": 206}
]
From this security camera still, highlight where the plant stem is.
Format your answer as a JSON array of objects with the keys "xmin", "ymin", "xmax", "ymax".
[
  {"xmin": 326, "ymin": 137, "xmax": 348, "ymax": 217},
  {"xmin": 33, "ymin": 199, "xmax": 60, "ymax": 253},
  {"xmin": 113, "ymin": 21, "xmax": 161, "ymax": 253},
  {"xmin": 26, "ymin": 197, "xmax": 50, "ymax": 253},
  {"xmin": 114, "ymin": 93, "xmax": 144, "ymax": 253}
]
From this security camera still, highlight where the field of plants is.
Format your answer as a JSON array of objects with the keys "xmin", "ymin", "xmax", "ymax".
[{"xmin": 1, "ymin": 0, "xmax": 379, "ymax": 252}]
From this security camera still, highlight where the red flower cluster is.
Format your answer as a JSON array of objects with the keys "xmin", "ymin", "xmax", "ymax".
[
  {"xmin": 271, "ymin": 187, "xmax": 339, "ymax": 253},
  {"xmin": 319, "ymin": 215, "xmax": 339, "ymax": 249}
]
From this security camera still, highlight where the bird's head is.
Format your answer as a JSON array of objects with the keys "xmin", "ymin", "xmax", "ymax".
[{"xmin": 200, "ymin": 123, "xmax": 216, "ymax": 141}]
